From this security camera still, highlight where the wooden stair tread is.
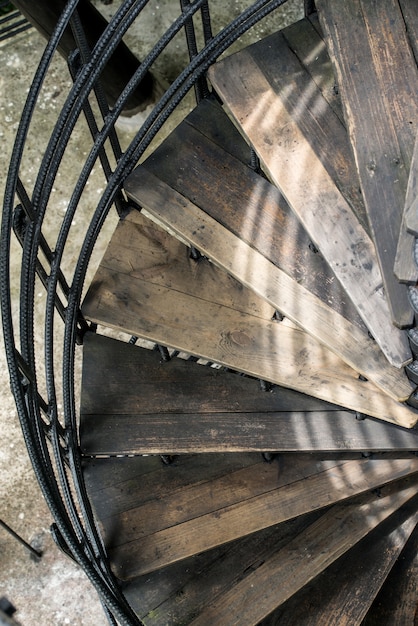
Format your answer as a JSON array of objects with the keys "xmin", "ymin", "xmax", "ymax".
[
  {"xmin": 140, "ymin": 100, "xmax": 366, "ymax": 333},
  {"xmin": 317, "ymin": 0, "xmax": 418, "ymax": 310},
  {"xmin": 189, "ymin": 477, "xmax": 418, "ymax": 626},
  {"xmin": 362, "ymin": 511, "xmax": 418, "ymax": 625},
  {"xmin": 124, "ymin": 147, "xmax": 415, "ymax": 407},
  {"xmin": 276, "ymin": 12, "xmax": 368, "ymax": 230},
  {"xmin": 119, "ymin": 510, "xmax": 325, "ymax": 625},
  {"xmin": 123, "ymin": 95, "xmax": 412, "ymax": 373},
  {"xmin": 80, "ymin": 332, "xmax": 361, "ymax": 457},
  {"xmin": 260, "ymin": 496, "xmax": 418, "ymax": 625},
  {"xmin": 124, "ymin": 497, "xmax": 418, "ymax": 626},
  {"xmin": 207, "ymin": 16, "xmax": 413, "ymax": 331},
  {"xmin": 83, "ymin": 451, "xmax": 418, "ymax": 584},
  {"xmin": 102, "ymin": 453, "xmax": 418, "ymax": 579},
  {"xmin": 123, "ymin": 511, "xmax": 325, "ymax": 625},
  {"xmin": 83, "ymin": 451, "xmax": 418, "ymax": 622},
  {"xmin": 404, "ymin": 133, "xmax": 418, "ymax": 236},
  {"xmin": 82, "ymin": 210, "xmax": 417, "ymax": 424},
  {"xmin": 80, "ymin": 332, "xmax": 418, "ymax": 455}
]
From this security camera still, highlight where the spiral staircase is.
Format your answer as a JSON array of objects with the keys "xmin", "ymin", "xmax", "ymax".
[{"xmin": 2, "ymin": 0, "xmax": 418, "ymax": 623}]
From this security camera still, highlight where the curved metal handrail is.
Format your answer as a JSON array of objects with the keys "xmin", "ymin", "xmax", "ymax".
[{"xmin": 0, "ymin": 0, "xmax": 293, "ymax": 622}]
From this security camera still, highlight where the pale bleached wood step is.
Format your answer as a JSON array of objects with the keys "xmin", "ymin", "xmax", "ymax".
[
  {"xmin": 259, "ymin": 496, "xmax": 418, "ymax": 625},
  {"xmin": 404, "ymin": 133, "xmax": 418, "ymax": 236},
  {"xmin": 124, "ymin": 167, "xmax": 415, "ymax": 406},
  {"xmin": 316, "ymin": 1, "xmax": 418, "ymax": 306},
  {"xmin": 81, "ymin": 211, "xmax": 418, "ymax": 424},
  {"xmin": 122, "ymin": 99, "xmax": 414, "ymax": 401},
  {"xmin": 107, "ymin": 455, "xmax": 418, "ymax": 580},
  {"xmin": 207, "ymin": 15, "xmax": 414, "ymax": 331},
  {"xmin": 189, "ymin": 476, "xmax": 418, "ymax": 626}
]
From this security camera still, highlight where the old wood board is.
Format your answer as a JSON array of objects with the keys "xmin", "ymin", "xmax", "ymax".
[
  {"xmin": 404, "ymin": 133, "xmax": 418, "ymax": 235},
  {"xmin": 82, "ymin": 211, "xmax": 416, "ymax": 422},
  {"xmin": 108, "ymin": 457, "xmax": 418, "ymax": 579},
  {"xmin": 82, "ymin": 453, "xmax": 262, "ymax": 523},
  {"xmin": 93, "ymin": 455, "xmax": 347, "ymax": 551},
  {"xmin": 79, "ymin": 333, "xmax": 418, "ymax": 453},
  {"xmin": 260, "ymin": 496, "xmax": 418, "ymax": 625},
  {"xmin": 81, "ymin": 454, "xmax": 339, "ymax": 623},
  {"xmin": 142, "ymin": 103, "xmax": 366, "ymax": 333},
  {"xmin": 126, "ymin": 512, "xmax": 324, "ymax": 625},
  {"xmin": 190, "ymin": 477, "xmax": 418, "ymax": 626},
  {"xmin": 317, "ymin": 0, "xmax": 418, "ymax": 300},
  {"xmin": 124, "ymin": 168, "xmax": 415, "ymax": 406},
  {"xmin": 363, "ymin": 514, "xmax": 418, "ymax": 625},
  {"xmin": 208, "ymin": 17, "xmax": 414, "ymax": 330},
  {"xmin": 131, "ymin": 502, "xmax": 418, "ymax": 625},
  {"xmin": 143, "ymin": 83, "xmax": 410, "ymax": 366}
]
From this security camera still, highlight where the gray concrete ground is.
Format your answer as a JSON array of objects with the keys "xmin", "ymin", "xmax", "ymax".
[
  {"xmin": 0, "ymin": 1, "xmax": 302, "ymax": 624},
  {"xmin": 0, "ymin": 18, "xmax": 108, "ymax": 626}
]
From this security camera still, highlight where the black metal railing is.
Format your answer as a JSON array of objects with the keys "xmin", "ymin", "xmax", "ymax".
[
  {"xmin": 0, "ymin": 1, "xmax": 31, "ymax": 41},
  {"xmin": 0, "ymin": 1, "xmax": 294, "ymax": 623}
]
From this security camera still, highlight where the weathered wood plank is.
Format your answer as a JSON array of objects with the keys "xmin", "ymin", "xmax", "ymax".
[
  {"xmin": 81, "ymin": 332, "xmax": 342, "ymax": 415},
  {"xmin": 142, "ymin": 109, "xmax": 366, "ymax": 332},
  {"xmin": 84, "ymin": 451, "xmax": 348, "ymax": 542},
  {"xmin": 184, "ymin": 97, "xmax": 253, "ymax": 163},
  {"xmin": 109, "ymin": 457, "xmax": 418, "ymax": 579},
  {"xmin": 83, "ymin": 453, "xmax": 260, "ymax": 521},
  {"xmin": 190, "ymin": 477, "xmax": 418, "ymax": 626},
  {"xmin": 282, "ymin": 14, "xmax": 370, "ymax": 235},
  {"xmin": 124, "ymin": 168, "xmax": 415, "ymax": 406},
  {"xmin": 82, "ymin": 211, "xmax": 417, "ymax": 422},
  {"xmin": 260, "ymin": 497, "xmax": 418, "ymax": 625},
  {"xmin": 399, "ymin": 0, "xmax": 418, "ymax": 64},
  {"xmin": 363, "ymin": 513, "xmax": 418, "ymax": 625},
  {"xmin": 80, "ymin": 334, "xmax": 418, "ymax": 454},
  {"xmin": 208, "ymin": 18, "xmax": 414, "ymax": 330},
  {"xmin": 404, "ymin": 133, "xmax": 418, "ymax": 236},
  {"xmin": 94, "ymin": 456, "xmax": 347, "ymax": 550},
  {"xmin": 126, "ymin": 512, "xmax": 324, "ymax": 625},
  {"xmin": 317, "ymin": 0, "xmax": 418, "ymax": 300},
  {"xmin": 131, "ymin": 501, "xmax": 418, "ymax": 625},
  {"xmin": 81, "ymin": 409, "xmax": 418, "ymax": 456}
]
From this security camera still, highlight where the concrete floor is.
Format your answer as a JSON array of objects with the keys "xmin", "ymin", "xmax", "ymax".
[{"xmin": 0, "ymin": 1, "xmax": 302, "ymax": 624}]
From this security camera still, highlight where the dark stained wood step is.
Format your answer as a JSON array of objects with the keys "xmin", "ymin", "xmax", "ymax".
[
  {"xmin": 123, "ymin": 495, "xmax": 418, "ymax": 626},
  {"xmin": 105, "ymin": 454, "xmax": 418, "ymax": 579},
  {"xmin": 83, "ymin": 451, "xmax": 418, "ymax": 623},
  {"xmin": 316, "ymin": 0, "xmax": 418, "ymax": 309},
  {"xmin": 207, "ymin": 16, "xmax": 414, "ymax": 331},
  {"xmin": 80, "ymin": 333, "xmax": 418, "ymax": 457},
  {"xmin": 80, "ymin": 332, "xmax": 376, "ymax": 454},
  {"xmin": 123, "ymin": 511, "xmax": 327, "ymax": 625},
  {"xmin": 82, "ymin": 210, "xmax": 417, "ymax": 424},
  {"xmin": 259, "ymin": 495, "xmax": 418, "ymax": 625},
  {"xmin": 362, "ymin": 508, "xmax": 418, "ymax": 625},
  {"xmin": 189, "ymin": 476, "xmax": 418, "ymax": 626},
  {"xmin": 87, "ymin": 458, "xmax": 326, "ymax": 625}
]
